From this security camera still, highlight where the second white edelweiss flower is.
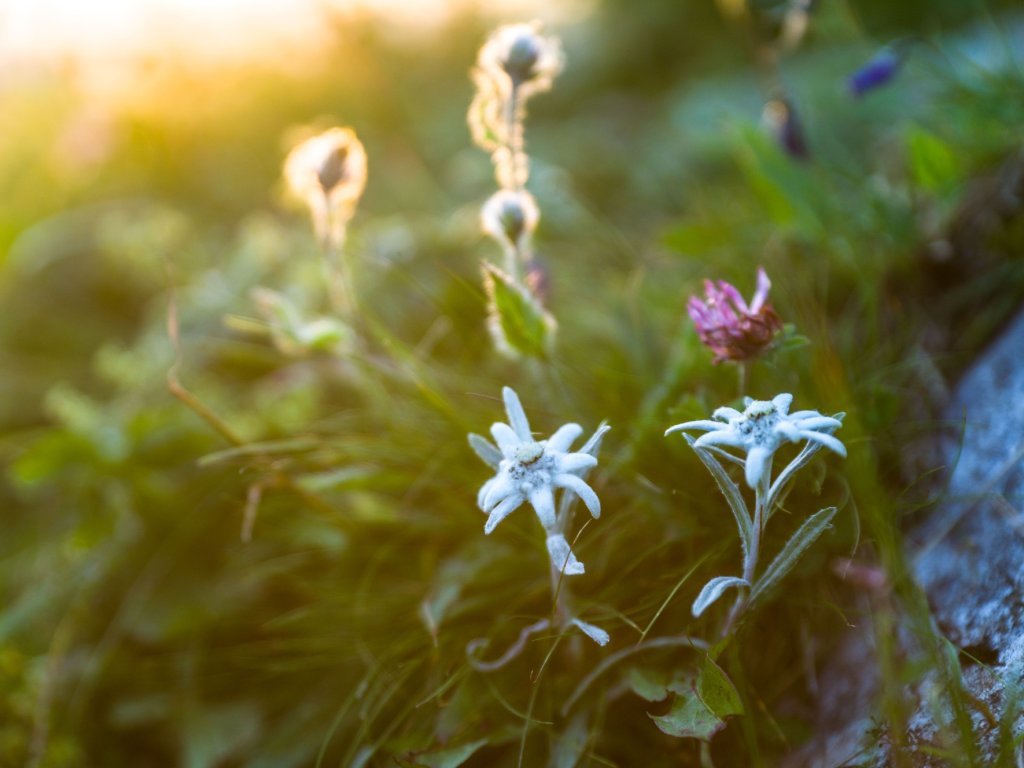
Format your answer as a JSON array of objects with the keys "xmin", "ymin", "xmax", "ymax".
[
  {"xmin": 474, "ymin": 387, "xmax": 601, "ymax": 574},
  {"xmin": 666, "ymin": 393, "xmax": 845, "ymax": 489}
]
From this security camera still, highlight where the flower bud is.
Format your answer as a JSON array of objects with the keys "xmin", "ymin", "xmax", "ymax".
[
  {"xmin": 284, "ymin": 127, "xmax": 368, "ymax": 244},
  {"xmin": 476, "ymin": 22, "xmax": 563, "ymax": 96},
  {"xmin": 481, "ymin": 189, "xmax": 539, "ymax": 252},
  {"xmin": 762, "ymin": 98, "xmax": 809, "ymax": 161}
]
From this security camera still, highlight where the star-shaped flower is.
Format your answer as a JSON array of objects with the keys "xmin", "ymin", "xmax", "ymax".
[
  {"xmin": 666, "ymin": 393, "xmax": 845, "ymax": 489},
  {"xmin": 472, "ymin": 387, "xmax": 601, "ymax": 573}
]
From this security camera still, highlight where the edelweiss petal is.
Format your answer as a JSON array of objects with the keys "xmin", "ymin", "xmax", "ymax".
[
  {"xmin": 485, "ymin": 495, "xmax": 523, "ymax": 534},
  {"xmin": 553, "ymin": 473, "xmax": 601, "ymax": 518}
]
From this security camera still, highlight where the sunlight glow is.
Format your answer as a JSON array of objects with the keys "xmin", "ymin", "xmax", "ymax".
[{"xmin": 0, "ymin": 0, "xmax": 592, "ymax": 64}]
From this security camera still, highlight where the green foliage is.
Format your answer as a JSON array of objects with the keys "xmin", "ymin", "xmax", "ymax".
[
  {"xmin": 482, "ymin": 262, "xmax": 555, "ymax": 359},
  {"xmin": 649, "ymin": 657, "xmax": 744, "ymax": 741}
]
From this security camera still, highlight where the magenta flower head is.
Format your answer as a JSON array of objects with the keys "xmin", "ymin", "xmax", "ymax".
[{"xmin": 688, "ymin": 267, "xmax": 782, "ymax": 364}]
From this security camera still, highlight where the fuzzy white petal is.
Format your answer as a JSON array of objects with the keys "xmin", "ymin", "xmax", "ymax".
[
  {"xmin": 529, "ymin": 487, "xmax": 557, "ymax": 529},
  {"xmin": 482, "ymin": 472, "xmax": 517, "ymax": 511},
  {"xmin": 799, "ymin": 430, "xmax": 847, "ymax": 457},
  {"xmin": 665, "ymin": 419, "xmax": 727, "ymax": 436},
  {"xmin": 547, "ymin": 534, "xmax": 585, "ymax": 576},
  {"xmin": 484, "ymin": 494, "xmax": 524, "ymax": 534},
  {"xmin": 694, "ymin": 430, "xmax": 747, "ymax": 449},
  {"xmin": 772, "ymin": 393, "xmax": 794, "ymax": 414},
  {"xmin": 546, "ymin": 423, "xmax": 583, "ymax": 453},
  {"xmin": 554, "ymin": 473, "xmax": 601, "ymax": 518},
  {"xmin": 745, "ymin": 446, "xmax": 772, "ymax": 489},
  {"xmin": 775, "ymin": 420, "xmax": 802, "ymax": 442},
  {"xmin": 713, "ymin": 406, "xmax": 744, "ymax": 421},
  {"xmin": 788, "ymin": 410, "xmax": 821, "ymax": 420},
  {"xmin": 571, "ymin": 618, "xmax": 609, "ymax": 646},
  {"xmin": 490, "ymin": 422, "xmax": 521, "ymax": 458},
  {"xmin": 794, "ymin": 415, "xmax": 842, "ymax": 431},
  {"xmin": 477, "ymin": 478, "xmax": 496, "ymax": 510},
  {"xmin": 557, "ymin": 453, "xmax": 598, "ymax": 474},
  {"xmin": 502, "ymin": 386, "xmax": 532, "ymax": 441}
]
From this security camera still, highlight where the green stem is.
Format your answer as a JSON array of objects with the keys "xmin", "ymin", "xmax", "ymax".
[{"xmin": 721, "ymin": 469, "xmax": 769, "ymax": 639}]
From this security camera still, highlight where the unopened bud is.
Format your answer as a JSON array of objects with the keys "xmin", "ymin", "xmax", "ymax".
[
  {"xmin": 481, "ymin": 189, "xmax": 539, "ymax": 252},
  {"xmin": 476, "ymin": 22, "xmax": 563, "ymax": 96},
  {"xmin": 284, "ymin": 127, "xmax": 368, "ymax": 245}
]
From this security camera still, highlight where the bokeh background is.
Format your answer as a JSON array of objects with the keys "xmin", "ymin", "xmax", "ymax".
[{"xmin": 2, "ymin": 0, "xmax": 1023, "ymax": 765}]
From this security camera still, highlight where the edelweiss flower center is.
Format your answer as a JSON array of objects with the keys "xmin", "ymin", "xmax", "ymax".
[
  {"xmin": 735, "ymin": 401, "xmax": 781, "ymax": 446},
  {"xmin": 506, "ymin": 451, "xmax": 555, "ymax": 492},
  {"xmin": 513, "ymin": 442, "xmax": 545, "ymax": 464}
]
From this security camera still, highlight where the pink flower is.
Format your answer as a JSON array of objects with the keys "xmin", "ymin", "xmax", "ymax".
[{"xmin": 688, "ymin": 267, "xmax": 782, "ymax": 364}]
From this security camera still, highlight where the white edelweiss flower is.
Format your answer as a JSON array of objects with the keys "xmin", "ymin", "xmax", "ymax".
[
  {"xmin": 665, "ymin": 393, "xmax": 845, "ymax": 489},
  {"xmin": 473, "ymin": 386, "xmax": 601, "ymax": 573}
]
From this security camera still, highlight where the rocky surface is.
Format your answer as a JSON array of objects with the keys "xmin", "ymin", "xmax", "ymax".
[{"xmin": 787, "ymin": 308, "xmax": 1024, "ymax": 767}]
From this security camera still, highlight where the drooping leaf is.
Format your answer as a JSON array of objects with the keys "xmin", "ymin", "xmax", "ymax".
[
  {"xmin": 650, "ymin": 657, "xmax": 744, "ymax": 741},
  {"xmin": 548, "ymin": 711, "xmax": 589, "ymax": 768},
  {"xmin": 571, "ymin": 618, "xmax": 610, "ymax": 646},
  {"xmin": 482, "ymin": 262, "xmax": 555, "ymax": 359},
  {"xmin": 750, "ymin": 506, "xmax": 838, "ymax": 606},
  {"xmin": 626, "ymin": 667, "xmax": 686, "ymax": 703},
  {"xmin": 685, "ymin": 435, "xmax": 753, "ymax": 565},
  {"xmin": 691, "ymin": 576, "xmax": 750, "ymax": 618}
]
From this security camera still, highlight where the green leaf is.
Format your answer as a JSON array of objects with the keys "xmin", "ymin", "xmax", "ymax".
[
  {"xmin": 626, "ymin": 667, "xmax": 686, "ymax": 703},
  {"xmin": 417, "ymin": 738, "xmax": 489, "ymax": 768},
  {"xmin": 650, "ymin": 657, "xmax": 743, "ymax": 741},
  {"xmin": 764, "ymin": 414, "xmax": 843, "ymax": 514},
  {"xmin": 684, "ymin": 435, "xmax": 753, "ymax": 566},
  {"xmin": 691, "ymin": 576, "xmax": 749, "ymax": 618},
  {"xmin": 548, "ymin": 712, "xmax": 589, "ymax": 768},
  {"xmin": 482, "ymin": 262, "xmax": 555, "ymax": 359},
  {"xmin": 750, "ymin": 506, "xmax": 838, "ymax": 606},
  {"xmin": 907, "ymin": 126, "xmax": 962, "ymax": 194}
]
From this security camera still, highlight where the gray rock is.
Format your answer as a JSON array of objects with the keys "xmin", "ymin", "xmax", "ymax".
[{"xmin": 787, "ymin": 308, "xmax": 1024, "ymax": 767}]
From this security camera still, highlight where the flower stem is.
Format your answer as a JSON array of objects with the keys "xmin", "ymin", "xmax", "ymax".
[
  {"xmin": 721, "ymin": 472, "xmax": 769, "ymax": 639},
  {"xmin": 319, "ymin": 225, "xmax": 358, "ymax": 320},
  {"xmin": 504, "ymin": 83, "xmax": 524, "ymax": 193}
]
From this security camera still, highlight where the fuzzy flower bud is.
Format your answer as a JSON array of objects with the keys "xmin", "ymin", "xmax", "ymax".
[
  {"xmin": 762, "ymin": 98, "xmax": 809, "ymax": 161},
  {"xmin": 688, "ymin": 267, "xmax": 782, "ymax": 364},
  {"xmin": 284, "ymin": 127, "xmax": 368, "ymax": 246},
  {"xmin": 476, "ymin": 22, "xmax": 563, "ymax": 95},
  {"xmin": 481, "ymin": 189, "xmax": 539, "ymax": 254}
]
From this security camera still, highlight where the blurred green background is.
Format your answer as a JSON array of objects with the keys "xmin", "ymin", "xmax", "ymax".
[{"xmin": 2, "ymin": 0, "xmax": 1023, "ymax": 765}]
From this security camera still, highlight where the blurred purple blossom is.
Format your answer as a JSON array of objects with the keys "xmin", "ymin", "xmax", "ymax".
[
  {"xmin": 763, "ymin": 98, "xmax": 809, "ymax": 161},
  {"xmin": 688, "ymin": 267, "xmax": 783, "ymax": 364},
  {"xmin": 848, "ymin": 48, "xmax": 903, "ymax": 98}
]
